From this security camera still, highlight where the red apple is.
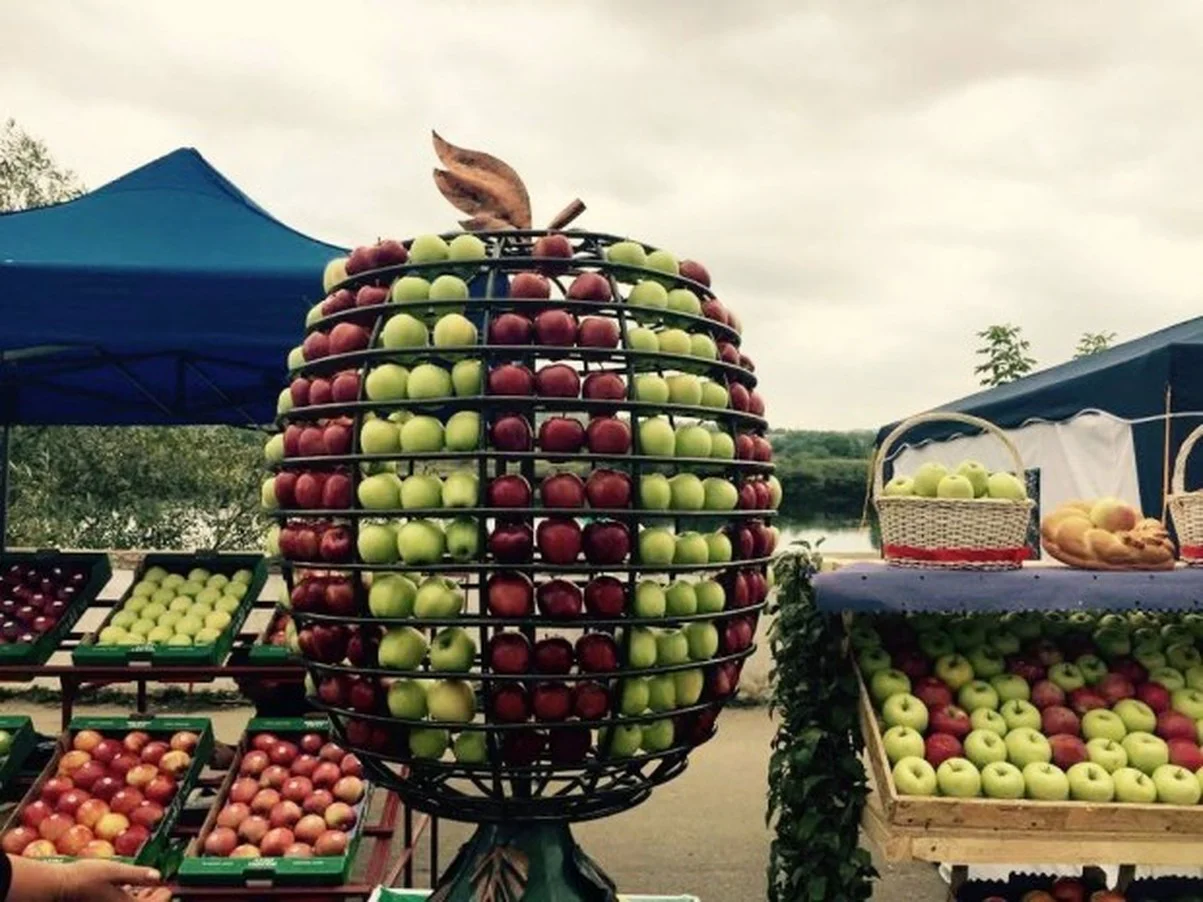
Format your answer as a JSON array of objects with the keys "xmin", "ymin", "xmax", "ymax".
[
  {"xmin": 302, "ymin": 332, "xmax": 329, "ymax": 361},
  {"xmin": 586, "ymin": 416, "xmax": 631, "ymax": 454},
  {"xmin": 488, "ymin": 313, "xmax": 533, "ymax": 345},
  {"xmin": 251, "ymin": 788, "xmax": 282, "ymax": 816},
  {"xmin": 300, "ymin": 734, "xmax": 324, "ymax": 755},
  {"xmin": 1097, "ymin": 673, "xmax": 1135, "ymax": 705},
  {"xmin": 490, "ymin": 685, "xmax": 530, "ymax": 723},
  {"xmin": 491, "ymin": 415, "xmax": 533, "ymax": 451},
  {"xmin": 913, "ymin": 677, "xmax": 953, "ymax": 710},
  {"xmin": 679, "ymin": 259, "xmax": 710, "ymax": 286},
  {"xmin": 324, "ymin": 801, "xmax": 357, "ymax": 830},
  {"xmin": 1137, "ymin": 681, "xmax": 1172, "ymax": 714},
  {"xmin": 534, "ymin": 309, "xmax": 578, "ymax": 346},
  {"xmin": 488, "ymin": 363, "xmax": 536, "ymax": 396},
  {"xmin": 1168, "ymin": 738, "xmax": 1203, "ymax": 772},
  {"xmin": 536, "ymin": 518, "xmax": 582, "ymax": 564},
  {"xmin": 285, "ymin": 842, "xmax": 313, "ymax": 858},
  {"xmin": 93, "ymin": 739, "xmax": 123, "ymax": 765},
  {"xmin": 292, "ymin": 754, "xmax": 319, "ymax": 778},
  {"xmin": 540, "ymin": 473, "xmax": 586, "ymax": 509},
  {"xmin": 301, "ymin": 791, "xmax": 334, "ymax": 817},
  {"xmin": 1049, "ymin": 734, "xmax": 1089, "ymax": 770},
  {"xmin": 575, "ymin": 634, "xmax": 619, "ymax": 673},
  {"xmin": 269, "ymin": 800, "xmax": 303, "ymax": 829},
  {"xmin": 328, "ymin": 322, "xmax": 369, "ymax": 355},
  {"xmin": 533, "ymin": 637, "xmax": 574, "ymax": 674},
  {"xmin": 578, "ymin": 317, "xmax": 620, "ymax": 348},
  {"xmin": 238, "ymin": 815, "xmax": 269, "ymax": 846},
  {"xmin": 203, "ymin": 826, "xmax": 238, "ymax": 857},
  {"xmin": 1042, "ymin": 705, "xmax": 1080, "ymax": 737},
  {"xmin": 260, "ymin": 764, "xmax": 290, "ymax": 790},
  {"xmin": 56, "ymin": 823, "xmax": 95, "ymax": 857},
  {"xmin": 1, "ymin": 826, "xmax": 39, "ymax": 855},
  {"xmin": 1158, "ymin": 710, "xmax": 1198, "ymax": 742},
  {"xmin": 312, "ymin": 762, "xmax": 342, "ymax": 790},
  {"xmin": 375, "ymin": 239, "xmax": 408, "ymax": 266},
  {"xmin": 260, "ymin": 826, "xmax": 295, "ymax": 857},
  {"xmin": 90, "ymin": 777, "xmax": 122, "ymax": 803},
  {"xmin": 509, "ymin": 271, "xmax": 551, "ymax": 299},
  {"xmin": 1069, "ymin": 688, "xmax": 1107, "ymax": 715},
  {"xmin": 76, "ymin": 798, "xmax": 110, "ymax": 830},
  {"xmin": 532, "ymin": 683, "xmax": 573, "ymax": 722},
  {"xmin": 488, "ymin": 632, "xmax": 532, "ymax": 674},
  {"xmin": 294, "ymin": 814, "xmax": 326, "ymax": 845},
  {"xmin": 319, "ymin": 742, "xmax": 345, "ymax": 764},
  {"xmin": 582, "ymin": 521, "xmax": 630, "ymax": 565},
  {"xmin": 487, "ymin": 572, "xmax": 534, "ymax": 617},
  {"xmin": 228, "ymin": 778, "xmax": 259, "ymax": 806},
  {"xmin": 538, "ymin": 417, "xmax": 586, "ymax": 453},
  {"xmin": 20, "ymin": 801, "xmax": 52, "ymax": 830},
  {"xmin": 130, "ymin": 800, "xmax": 164, "ymax": 830},
  {"xmin": 928, "ymin": 705, "xmax": 972, "ymax": 740},
  {"xmin": 584, "ymin": 469, "xmax": 631, "ymax": 509},
  {"xmin": 112, "ymin": 824, "xmax": 150, "ymax": 858},
  {"xmin": 217, "ymin": 802, "xmax": 251, "ymax": 830},
  {"xmin": 488, "ymin": 474, "xmax": 532, "ymax": 508},
  {"xmin": 355, "ymin": 285, "xmax": 388, "ymax": 307},
  {"xmin": 143, "ymin": 775, "xmax": 176, "ymax": 806},
  {"xmin": 566, "ymin": 272, "xmax": 610, "ymax": 301},
  {"xmin": 108, "ymin": 788, "xmax": 144, "ymax": 817},
  {"xmin": 583, "ymin": 577, "xmax": 625, "ymax": 617},
  {"xmin": 314, "ymin": 829, "xmax": 349, "ymax": 857},
  {"xmin": 333, "ymin": 776, "xmax": 365, "ymax": 804},
  {"xmin": 270, "ymin": 741, "xmax": 300, "ymax": 768},
  {"xmin": 340, "ymin": 754, "xmax": 363, "ymax": 778},
  {"xmin": 282, "ymin": 776, "xmax": 314, "ymax": 804},
  {"xmin": 534, "ymin": 363, "xmax": 581, "ymax": 398},
  {"xmin": 308, "ymin": 380, "xmax": 333, "ymax": 408},
  {"xmin": 1031, "ymin": 680, "xmax": 1066, "ymax": 710},
  {"xmin": 344, "ymin": 245, "xmax": 378, "ymax": 275},
  {"xmin": 572, "ymin": 681, "xmax": 609, "ymax": 720},
  {"xmin": 38, "ymin": 813, "xmax": 74, "ymax": 843},
  {"xmin": 71, "ymin": 761, "xmax": 106, "ymax": 793},
  {"xmin": 536, "ymin": 579, "xmax": 583, "ymax": 618},
  {"xmin": 531, "ymin": 234, "xmax": 573, "ymax": 269},
  {"xmin": 55, "ymin": 789, "xmax": 91, "ymax": 817}
]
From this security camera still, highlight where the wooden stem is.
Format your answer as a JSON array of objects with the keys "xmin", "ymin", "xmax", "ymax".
[{"xmin": 547, "ymin": 199, "xmax": 586, "ymax": 231}]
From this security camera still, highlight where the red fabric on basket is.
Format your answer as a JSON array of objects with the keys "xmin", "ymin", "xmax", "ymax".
[
  {"xmin": 1180, "ymin": 545, "xmax": 1203, "ymax": 558},
  {"xmin": 883, "ymin": 544, "xmax": 1031, "ymax": 564}
]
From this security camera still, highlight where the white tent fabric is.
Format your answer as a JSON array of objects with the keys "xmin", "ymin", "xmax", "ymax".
[{"xmin": 887, "ymin": 411, "xmax": 1143, "ymax": 513}]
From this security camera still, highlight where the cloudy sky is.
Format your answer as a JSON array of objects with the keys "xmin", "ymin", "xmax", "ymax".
[{"xmin": 5, "ymin": 0, "xmax": 1203, "ymax": 430}]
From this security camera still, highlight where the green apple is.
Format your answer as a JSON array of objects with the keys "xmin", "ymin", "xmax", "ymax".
[
  {"xmin": 919, "ymin": 633, "xmax": 955, "ymax": 660},
  {"xmin": 451, "ymin": 360, "xmax": 484, "ymax": 397},
  {"xmin": 1082, "ymin": 709, "xmax": 1128, "ymax": 743},
  {"xmin": 358, "ymin": 473, "xmax": 401, "ymax": 510},
  {"xmin": 675, "ymin": 425, "xmax": 713, "ymax": 458},
  {"xmin": 980, "ymin": 761, "xmax": 1025, "ymax": 799},
  {"xmin": 174, "ymin": 615, "xmax": 203, "ymax": 638},
  {"xmin": 849, "ymin": 625, "xmax": 881, "ymax": 651},
  {"xmin": 1005, "ymin": 728, "xmax": 1051, "ymax": 768},
  {"xmin": 966, "ymin": 647, "xmax": 1005, "ymax": 679},
  {"xmin": 1085, "ymin": 737, "xmax": 1128, "ymax": 773},
  {"xmin": 408, "ymin": 728, "xmax": 449, "ymax": 760},
  {"xmin": 426, "ymin": 678, "xmax": 476, "ymax": 722},
  {"xmin": 407, "ymin": 364, "xmax": 454, "ymax": 400},
  {"xmin": 1151, "ymin": 667, "xmax": 1186, "ymax": 691},
  {"xmin": 956, "ymin": 460, "xmax": 990, "ymax": 497},
  {"xmin": 358, "ymin": 523, "xmax": 399, "ymax": 564},
  {"xmin": 380, "ymin": 312, "xmax": 429, "ymax": 348},
  {"xmin": 428, "ymin": 630, "xmax": 473, "ymax": 673},
  {"xmin": 674, "ymin": 668, "xmax": 704, "ymax": 705},
  {"xmin": 709, "ymin": 430, "xmax": 736, "ymax": 459},
  {"xmin": 98, "ymin": 626, "xmax": 127, "ymax": 646},
  {"xmin": 442, "ymin": 469, "xmax": 480, "ymax": 508},
  {"xmin": 448, "ymin": 233, "xmax": 486, "ymax": 262},
  {"xmin": 1000, "ymin": 699, "xmax": 1041, "ymax": 731},
  {"xmin": 912, "ymin": 462, "xmax": 949, "ymax": 498},
  {"xmin": 644, "ymin": 249, "xmax": 678, "ymax": 283},
  {"xmin": 397, "ymin": 519, "xmax": 446, "ymax": 565},
  {"xmin": 601, "ymin": 725, "xmax": 643, "ymax": 759},
  {"xmin": 963, "ymin": 729, "xmax": 1007, "ymax": 768},
  {"xmin": 161, "ymin": 574, "xmax": 185, "ymax": 590},
  {"xmin": 634, "ymin": 581, "xmax": 666, "ymax": 617},
  {"xmin": 125, "ymin": 597, "xmax": 148, "ymax": 616},
  {"xmin": 958, "ymin": 680, "xmax": 1000, "ymax": 712},
  {"xmin": 689, "ymin": 333, "xmax": 718, "ymax": 360},
  {"xmin": 638, "ymin": 418, "xmax": 676, "ymax": 457},
  {"xmin": 413, "ymin": 577, "xmax": 464, "ymax": 618},
  {"xmin": 667, "ymin": 474, "xmax": 704, "ymax": 511},
  {"xmin": 626, "ymin": 627, "xmax": 658, "ymax": 668},
  {"xmin": 881, "ymin": 694, "xmax": 929, "ymax": 732},
  {"xmin": 147, "ymin": 625, "xmax": 173, "ymax": 644},
  {"xmin": 131, "ymin": 580, "xmax": 157, "ymax": 598},
  {"xmin": 165, "ymin": 634, "xmax": 192, "ymax": 647},
  {"xmin": 361, "ymin": 419, "xmax": 401, "ymax": 455},
  {"xmin": 205, "ymin": 610, "xmax": 232, "ymax": 632},
  {"xmin": 144, "ymin": 566, "xmax": 169, "ymax": 583},
  {"xmin": 379, "ymin": 627, "xmax": 428, "ymax": 670},
  {"xmin": 1185, "ymin": 665, "xmax": 1203, "ymax": 692},
  {"xmin": 638, "ymin": 474, "xmax": 672, "ymax": 512},
  {"xmin": 881, "ymin": 477, "xmax": 914, "ymax": 497},
  {"xmin": 936, "ymin": 474, "xmax": 974, "ymax": 499},
  {"xmin": 638, "ymin": 528, "xmax": 676, "ymax": 565},
  {"xmin": 369, "ymin": 574, "xmax": 417, "ymax": 618},
  {"xmin": 634, "ymin": 374, "xmax": 669, "ymax": 404},
  {"xmin": 365, "ymin": 364, "xmax": 409, "ymax": 401},
  {"xmin": 694, "ymin": 579, "xmax": 726, "ymax": 614},
  {"xmin": 666, "ymin": 287, "xmax": 701, "ymax": 315},
  {"xmin": 620, "ymin": 678, "xmax": 650, "ymax": 715},
  {"xmin": 674, "ymin": 532, "xmax": 710, "ymax": 565},
  {"xmin": 400, "ymin": 474, "xmax": 443, "ymax": 510},
  {"xmin": 445, "ymin": 518, "xmax": 480, "ymax": 562},
  {"xmin": 1072, "ymin": 654, "xmax": 1107, "ymax": 686},
  {"xmin": 445, "ymin": 410, "xmax": 481, "ymax": 450},
  {"xmin": 433, "ymin": 314, "xmax": 479, "ymax": 351},
  {"xmin": 704, "ymin": 532, "xmax": 733, "ymax": 563},
  {"xmin": 949, "ymin": 619, "xmax": 987, "ymax": 651},
  {"xmin": 194, "ymin": 626, "xmax": 221, "ymax": 645},
  {"xmin": 881, "ymin": 725, "xmax": 925, "ymax": 764},
  {"xmin": 606, "ymin": 240, "xmax": 647, "ymax": 270},
  {"xmin": 1153, "ymin": 763, "xmax": 1202, "ymax": 805},
  {"xmin": 869, "ymin": 669, "xmax": 911, "ymax": 706},
  {"xmin": 400, "ymin": 416, "xmax": 445, "ymax": 452},
  {"xmin": 1167, "ymin": 643, "xmax": 1203, "ymax": 672},
  {"xmin": 699, "ymin": 380, "xmax": 729, "ymax": 409},
  {"xmin": 151, "ymin": 588, "xmax": 176, "ymax": 607},
  {"xmin": 666, "ymin": 374, "xmax": 702, "ymax": 406},
  {"xmin": 453, "ymin": 732, "xmax": 487, "ymax": 764},
  {"xmin": 934, "ymin": 654, "xmax": 974, "ymax": 691},
  {"xmin": 990, "ymin": 674, "xmax": 1030, "ymax": 703},
  {"xmin": 936, "ymin": 757, "xmax": 981, "ymax": 798},
  {"xmin": 187, "ymin": 568, "xmax": 211, "ymax": 583},
  {"xmin": 647, "ymin": 675, "xmax": 677, "ymax": 712},
  {"xmin": 626, "ymin": 326, "xmax": 660, "ymax": 351},
  {"xmin": 111, "ymin": 611, "xmax": 137, "ymax": 630},
  {"xmin": 1066, "ymin": 761, "xmax": 1115, "ymax": 802},
  {"xmin": 857, "ymin": 648, "xmax": 892, "ymax": 678},
  {"xmin": 891, "ymin": 756, "xmax": 937, "ymax": 796},
  {"xmin": 1093, "ymin": 627, "xmax": 1131, "ymax": 658},
  {"xmin": 1048, "ymin": 663, "xmax": 1086, "ymax": 693},
  {"xmin": 1122, "ymin": 732, "xmax": 1169, "ymax": 775},
  {"xmin": 1106, "ymin": 766, "xmax": 1156, "ymax": 803},
  {"xmin": 665, "ymin": 581, "xmax": 698, "ymax": 616},
  {"xmin": 1022, "ymin": 762, "xmax": 1069, "ymax": 800},
  {"xmin": 986, "ymin": 471, "xmax": 1027, "ymax": 500},
  {"xmin": 159, "ymin": 611, "xmax": 184, "ymax": 630},
  {"xmin": 179, "ymin": 580, "xmax": 204, "ymax": 597},
  {"xmin": 142, "ymin": 602, "xmax": 167, "ymax": 622},
  {"xmin": 1173, "ymin": 688, "xmax": 1203, "ymax": 719},
  {"xmin": 657, "ymin": 329, "xmax": 692, "ymax": 356},
  {"xmin": 655, "ymin": 629, "xmax": 690, "ymax": 666},
  {"xmin": 408, "ymin": 234, "xmax": 449, "ymax": 264},
  {"xmin": 1114, "ymin": 699, "xmax": 1157, "ymax": 734},
  {"xmin": 683, "ymin": 623, "xmax": 719, "ymax": 661}
]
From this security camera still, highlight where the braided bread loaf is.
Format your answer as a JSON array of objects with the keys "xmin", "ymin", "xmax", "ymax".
[{"xmin": 1041, "ymin": 499, "xmax": 1175, "ymax": 570}]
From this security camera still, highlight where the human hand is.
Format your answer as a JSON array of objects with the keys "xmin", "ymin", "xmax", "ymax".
[{"xmin": 52, "ymin": 860, "xmax": 162, "ymax": 902}]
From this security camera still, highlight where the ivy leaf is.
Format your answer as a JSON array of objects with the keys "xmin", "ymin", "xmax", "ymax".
[{"xmin": 432, "ymin": 131, "xmax": 532, "ymax": 229}]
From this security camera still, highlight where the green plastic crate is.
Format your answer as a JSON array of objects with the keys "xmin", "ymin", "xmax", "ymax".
[
  {"xmin": 178, "ymin": 715, "xmax": 370, "ymax": 887},
  {"xmin": 0, "ymin": 715, "xmax": 213, "ymax": 867},
  {"xmin": 0, "ymin": 716, "xmax": 37, "ymax": 792},
  {"xmin": 73, "ymin": 552, "xmax": 266, "ymax": 666},
  {"xmin": 247, "ymin": 606, "xmax": 297, "ymax": 664},
  {"xmin": 0, "ymin": 551, "xmax": 111, "ymax": 665}
]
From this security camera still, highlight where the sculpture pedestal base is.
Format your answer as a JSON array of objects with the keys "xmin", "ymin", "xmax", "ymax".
[{"xmin": 432, "ymin": 822, "xmax": 616, "ymax": 902}]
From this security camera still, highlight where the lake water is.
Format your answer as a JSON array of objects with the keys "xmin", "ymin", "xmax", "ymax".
[{"xmin": 776, "ymin": 519, "xmax": 877, "ymax": 556}]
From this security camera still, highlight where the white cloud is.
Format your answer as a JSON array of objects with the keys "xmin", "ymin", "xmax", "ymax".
[{"xmin": 5, "ymin": 0, "xmax": 1203, "ymax": 429}]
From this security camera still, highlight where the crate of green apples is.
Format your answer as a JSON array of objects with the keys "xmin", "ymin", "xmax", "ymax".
[
  {"xmin": 74, "ymin": 554, "xmax": 267, "ymax": 666},
  {"xmin": 857, "ymin": 609, "xmax": 1203, "ymax": 835},
  {"xmin": 0, "ymin": 716, "xmax": 38, "ymax": 791}
]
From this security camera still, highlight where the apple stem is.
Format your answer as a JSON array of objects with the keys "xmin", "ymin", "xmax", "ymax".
[{"xmin": 547, "ymin": 199, "xmax": 586, "ymax": 230}]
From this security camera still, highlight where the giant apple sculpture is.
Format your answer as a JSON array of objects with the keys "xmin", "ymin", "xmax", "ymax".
[{"xmin": 264, "ymin": 135, "xmax": 776, "ymax": 900}]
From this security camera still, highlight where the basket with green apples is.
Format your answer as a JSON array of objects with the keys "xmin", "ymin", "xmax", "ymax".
[{"xmin": 875, "ymin": 412, "xmax": 1034, "ymax": 570}]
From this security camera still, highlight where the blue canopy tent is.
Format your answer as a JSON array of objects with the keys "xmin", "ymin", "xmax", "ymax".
[
  {"xmin": 875, "ymin": 317, "xmax": 1203, "ymax": 518},
  {"xmin": 0, "ymin": 147, "xmax": 347, "ymax": 542}
]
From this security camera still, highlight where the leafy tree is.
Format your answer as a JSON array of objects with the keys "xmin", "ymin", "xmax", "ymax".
[
  {"xmin": 1074, "ymin": 331, "xmax": 1116, "ymax": 358},
  {"xmin": 974, "ymin": 323, "xmax": 1036, "ymax": 387},
  {"xmin": 1, "ymin": 120, "xmax": 266, "ymax": 551},
  {"xmin": 0, "ymin": 119, "xmax": 84, "ymax": 210}
]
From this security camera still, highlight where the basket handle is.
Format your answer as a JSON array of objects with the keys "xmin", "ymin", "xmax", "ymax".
[
  {"xmin": 1171, "ymin": 422, "xmax": 1203, "ymax": 495},
  {"xmin": 873, "ymin": 411, "xmax": 1026, "ymax": 496}
]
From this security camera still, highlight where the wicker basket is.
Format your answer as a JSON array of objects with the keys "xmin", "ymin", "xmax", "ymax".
[
  {"xmin": 1168, "ymin": 422, "xmax": 1203, "ymax": 565},
  {"xmin": 874, "ymin": 412, "xmax": 1036, "ymax": 570}
]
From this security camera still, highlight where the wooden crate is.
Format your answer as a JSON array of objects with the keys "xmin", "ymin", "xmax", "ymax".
[{"xmin": 858, "ymin": 667, "xmax": 1203, "ymax": 837}]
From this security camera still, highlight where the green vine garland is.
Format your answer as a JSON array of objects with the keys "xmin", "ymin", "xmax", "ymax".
[{"xmin": 767, "ymin": 546, "xmax": 876, "ymax": 901}]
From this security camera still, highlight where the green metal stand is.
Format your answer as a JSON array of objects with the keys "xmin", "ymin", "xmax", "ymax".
[{"xmin": 430, "ymin": 822, "xmax": 616, "ymax": 902}]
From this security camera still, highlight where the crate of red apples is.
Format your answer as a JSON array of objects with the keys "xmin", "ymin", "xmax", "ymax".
[
  {"xmin": 959, "ymin": 872, "xmax": 1203, "ymax": 900},
  {"xmin": 0, "ymin": 552, "xmax": 111, "ymax": 664},
  {"xmin": 0, "ymin": 716, "xmax": 212, "ymax": 865},
  {"xmin": 178, "ymin": 717, "xmax": 370, "ymax": 886}
]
